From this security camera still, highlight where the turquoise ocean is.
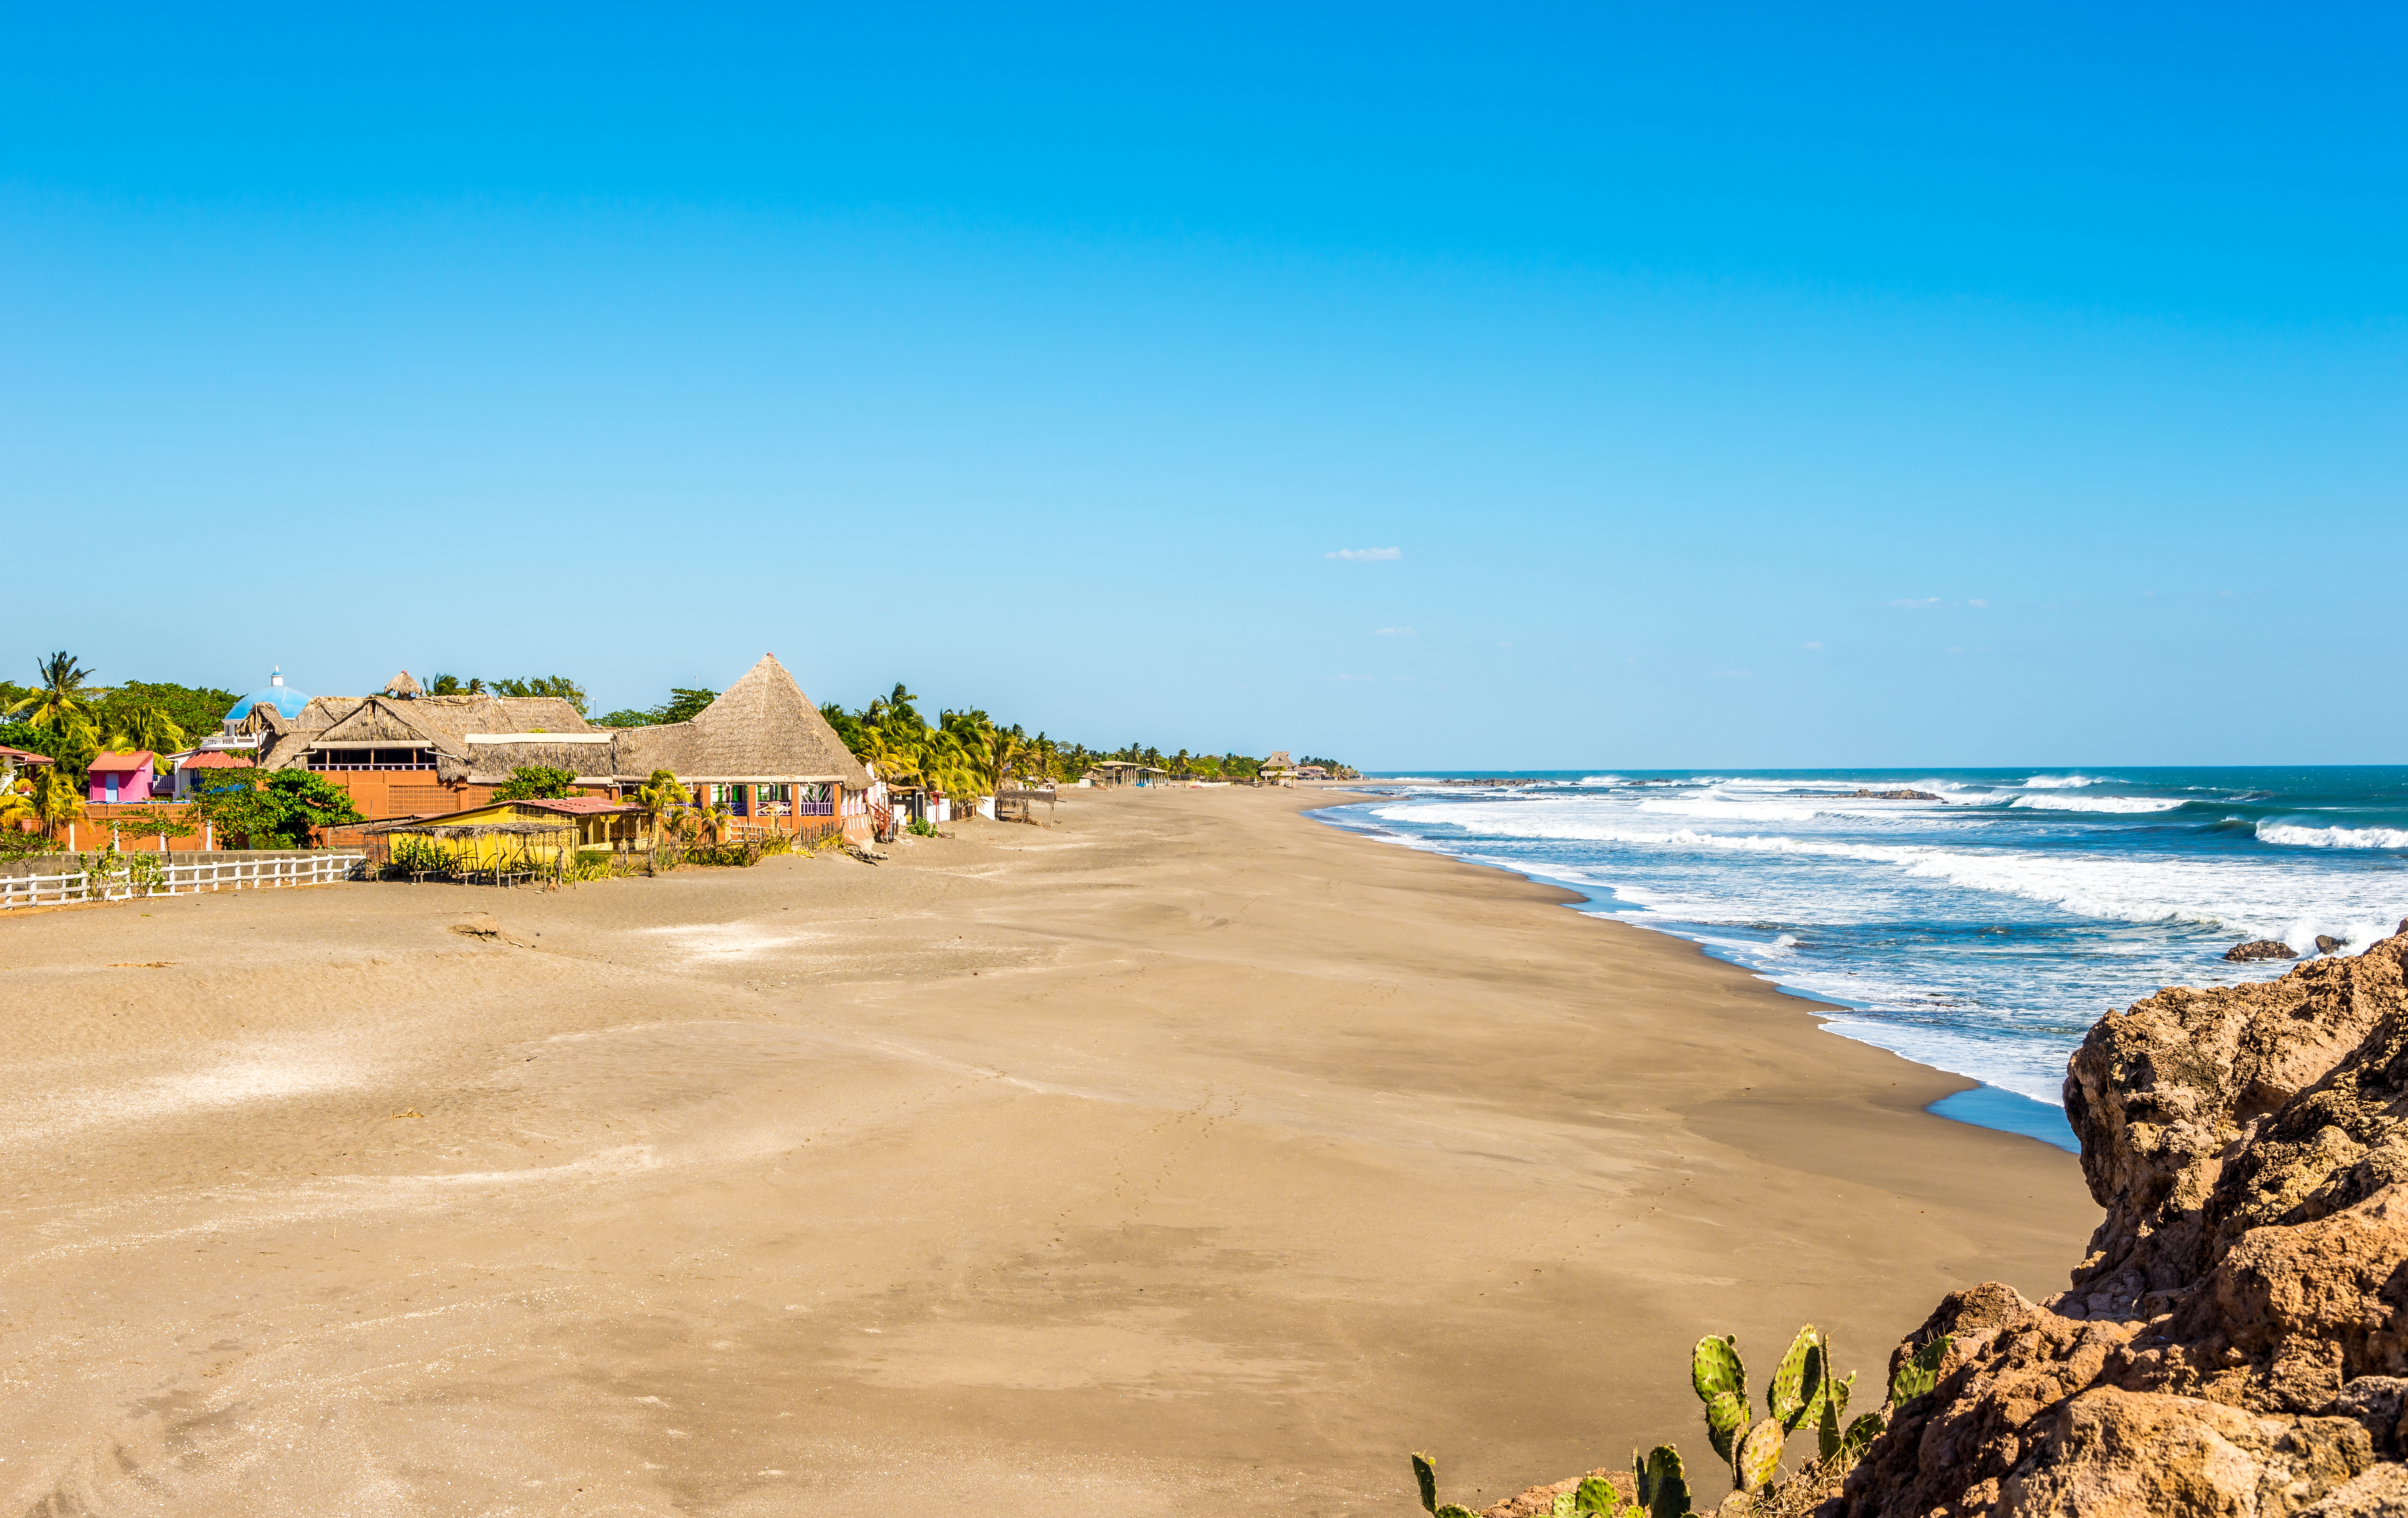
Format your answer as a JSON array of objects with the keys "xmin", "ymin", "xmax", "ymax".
[{"xmin": 1317, "ymin": 768, "xmax": 2408, "ymax": 1151}]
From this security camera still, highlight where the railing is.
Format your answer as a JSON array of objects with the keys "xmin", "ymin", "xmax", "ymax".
[
  {"xmin": 0, "ymin": 853, "xmax": 365, "ymax": 910},
  {"xmin": 724, "ymin": 818, "xmax": 844, "ymax": 846}
]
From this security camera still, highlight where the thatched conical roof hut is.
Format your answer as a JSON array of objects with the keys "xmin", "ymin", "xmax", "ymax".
[{"xmin": 609, "ymin": 654, "xmax": 869, "ymax": 787}]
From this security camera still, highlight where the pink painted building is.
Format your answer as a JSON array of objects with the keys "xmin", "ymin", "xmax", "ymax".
[{"xmin": 87, "ymin": 750, "xmax": 159, "ymax": 804}]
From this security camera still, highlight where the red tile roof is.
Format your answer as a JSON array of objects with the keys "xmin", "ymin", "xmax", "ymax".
[
  {"xmin": 90, "ymin": 750, "xmax": 157, "ymax": 770},
  {"xmin": 0, "ymin": 744, "xmax": 54, "ymax": 766},
  {"xmin": 179, "ymin": 751, "xmax": 255, "ymax": 769}
]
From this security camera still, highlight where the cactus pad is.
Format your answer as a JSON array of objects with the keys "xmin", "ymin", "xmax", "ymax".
[
  {"xmin": 1413, "ymin": 1452, "xmax": 1439, "ymax": 1514},
  {"xmin": 1840, "ymin": 1411, "xmax": 1886, "ymax": 1462},
  {"xmin": 1573, "ymin": 1475, "xmax": 1619, "ymax": 1513},
  {"xmin": 1637, "ymin": 1446, "xmax": 1690, "ymax": 1518},
  {"xmin": 1691, "ymin": 1334, "xmax": 1746, "ymax": 1406},
  {"xmin": 1888, "ymin": 1334, "xmax": 1950, "ymax": 1406},
  {"xmin": 1768, "ymin": 1325, "xmax": 1821, "ymax": 1431},
  {"xmin": 1736, "ymin": 1416, "xmax": 1784, "ymax": 1493}
]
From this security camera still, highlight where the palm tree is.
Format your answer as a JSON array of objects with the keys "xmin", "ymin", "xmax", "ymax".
[
  {"xmin": 29, "ymin": 766, "xmax": 84, "ymax": 840},
  {"xmin": 682, "ymin": 796, "xmax": 733, "ymax": 848},
  {"xmin": 633, "ymin": 769, "xmax": 687, "ymax": 870},
  {"xmin": 103, "ymin": 706, "xmax": 186, "ymax": 757},
  {"xmin": 9, "ymin": 652, "xmax": 99, "ymax": 733}
]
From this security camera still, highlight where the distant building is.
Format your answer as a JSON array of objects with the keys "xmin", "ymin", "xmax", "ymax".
[
  {"xmin": 223, "ymin": 668, "xmax": 311, "ymax": 724},
  {"xmin": 87, "ymin": 751, "xmax": 159, "ymax": 804},
  {"xmin": 607, "ymin": 654, "xmax": 873, "ymax": 840},
  {"xmin": 250, "ymin": 652, "xmax": 877, "ymax": 843},
  {"xmin": 0, "ymin": 745, "xmax": 52, "ymax": 787},
  {"xmin": 1258, "ymin": 751, "xmax": 1298, "ymax": 780},
  {"xmin": 1084, "ymin": 762, "xmax": 1168, "ymax": 788},
  {"xmin": 169, "ymin": 749, "xmax": 253, "ymax": 800}
]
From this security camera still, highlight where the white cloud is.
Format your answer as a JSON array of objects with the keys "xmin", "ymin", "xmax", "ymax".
[
  {"xmin": 1968, "ymin": 598, "xmax": 1989, "ymax": 608},
  {"xmin": 1802, "ymin": 640, "xmax": 1824, "ymax": 650},
  {"xmin": 1326, "ymin": 547, "xmax": 1402, "ymax": 561},
  {"xmin": 1373, "ymin": 626, "xmax": 1416, "ymax": 636}
]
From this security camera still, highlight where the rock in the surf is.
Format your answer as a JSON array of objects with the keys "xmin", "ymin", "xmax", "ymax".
[
  {"xmin": 2319, "ymin": 934, "xmax": 2348, "ymax": 955},
  {"xmin": 2225, "ymin": 938, "xmax": 2298, "ymax": 961}
]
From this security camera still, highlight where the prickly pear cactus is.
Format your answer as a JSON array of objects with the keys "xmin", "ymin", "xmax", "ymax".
[
  {"xmin": 1736, "ymin": 1416, "xmax": 1784, "ymax": 1493},
  {"xmin": 1690, "ymin": 1334, "xmax": 1750, "ymax": 1468},
  {"xmin": 1633, "ymin": 1445, "xmax": 1691, "ymax": 1518},
  {"xmin": 1839, "ymin": 1411, "xmax": 1885, "ymax": 1462},
  {"xmin": 1888, "ymin": 1334, "xmax": 1950, "ymax": 1406},
  {"xmin": 1814, "ymin": 1370, "xmax": 1856, "ymax": 1461},
  {"xmin": 1572, "ymin": 1475, "xmax": 1620, "ymax": 1513},
  {"xmin": 1409, "ymin": 1452, "xmax": 1479, "ymax": 1518},
  {"xmin": 1767, "ymin": 1325, "xmax": 1822, "ymax": 1432}
]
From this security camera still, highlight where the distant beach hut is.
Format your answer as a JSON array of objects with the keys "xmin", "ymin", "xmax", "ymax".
[
  {"xmin": 1086, "ymin": 762, "xmax": 1169, "ymax": 788},
  {"xmin": 86, "ymin": 751, "xmax": 159, "ymax": 805}
]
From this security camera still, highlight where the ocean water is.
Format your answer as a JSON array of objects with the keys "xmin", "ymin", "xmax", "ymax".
[{"xmin": 1319, "ymin": 768, "xmax": 2408, "ymax": 1150}]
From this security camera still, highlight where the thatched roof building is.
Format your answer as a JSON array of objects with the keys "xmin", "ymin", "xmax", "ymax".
[
  {"xmin": 607, "ymin": 654, "xmax": 869, "ymax": 788},
  {"xmin": 260, "ymin": 693, "xmax": 602, "ymax": 784}
]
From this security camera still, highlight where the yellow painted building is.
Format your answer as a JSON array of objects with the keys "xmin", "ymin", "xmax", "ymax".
[{"xmin": 373, "ymin": 796, "xmax": 648, "ymax": 872}]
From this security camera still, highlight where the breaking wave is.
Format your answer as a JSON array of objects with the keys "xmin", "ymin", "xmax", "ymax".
[
  {"xmin": 2007, "ymin": 794, "xmax": 2185, "ymax": 814},
  {"xmin": 2258, "ymin": 823, "xmax": 2408, "ymax": 850}
]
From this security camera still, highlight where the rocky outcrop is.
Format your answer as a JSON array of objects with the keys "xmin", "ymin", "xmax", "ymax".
[
  {"xmin": 1840, "ymin": 922, "xmax": 2408, "ymax": 1516},
  {"xmin": 2227, "ymin": 939, "xmax": 2301, "ymax": 962},
  {"xmin": 1844, "ymin": 789, "xmax": 1942, "ymax": 802}
]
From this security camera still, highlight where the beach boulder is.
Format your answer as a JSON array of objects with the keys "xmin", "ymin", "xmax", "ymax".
[
  {"xmin": 2227, "ymin": 938, "xmax": 2300, "ymax": 961},
  {"xmin": 1838, "ymin": 928, "xmax": 2408, "ymax": 1516}
]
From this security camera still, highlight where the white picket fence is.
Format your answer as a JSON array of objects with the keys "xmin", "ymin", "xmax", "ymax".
[{"xmin": 0, "ymin": 853, "xmax": 365, "ymax": 910}]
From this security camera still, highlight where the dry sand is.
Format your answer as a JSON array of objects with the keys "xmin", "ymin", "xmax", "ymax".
[{"xmin": 0, "ymin": 786, "xmax": 2096, "ymax": 1516}]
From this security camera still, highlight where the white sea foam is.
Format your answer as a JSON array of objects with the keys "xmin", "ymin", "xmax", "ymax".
[
  {"xmin": 1635, "ymin": 798, "xmax": 1826, "ymax": 822},
  {"xmin": 2007, "ymin": 794, "xmax": 2185, "ymax": 814},
  {"xmin": 1368, "ymin": 798, "xmax": 2406, "ymax": 940},
  {"xmin": 1352, "ymin": 778, "xmax": 2408, "ymax": 1116},
  {"xmin": 2259, "ymin": 823, "xmax": 2408, "ymax": 850}
]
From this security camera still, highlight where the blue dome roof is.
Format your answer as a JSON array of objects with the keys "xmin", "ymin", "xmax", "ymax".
[{"xmin": 225, "ymin": 668, "xmax": 311, "ymax": 722}]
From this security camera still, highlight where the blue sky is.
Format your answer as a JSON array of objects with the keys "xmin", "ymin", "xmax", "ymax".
[{"xmin": 4, "ymin": 4, "xmax": 2402, "ymax": 766}]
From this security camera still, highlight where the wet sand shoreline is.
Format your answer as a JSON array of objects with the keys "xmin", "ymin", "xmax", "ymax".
[{"xmin": 0, "ymin": 785, "xmax": 2097, "ymax": 1516}]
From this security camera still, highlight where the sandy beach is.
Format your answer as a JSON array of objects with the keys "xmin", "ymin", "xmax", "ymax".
[{"xmin": 0, "ymin": 786, "xmax": 2097, "ymax": 1516}]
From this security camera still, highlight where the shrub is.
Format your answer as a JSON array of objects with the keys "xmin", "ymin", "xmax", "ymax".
[{"xmin": 492, "ymin": 765, "xmax": 579, "ymax": 801}]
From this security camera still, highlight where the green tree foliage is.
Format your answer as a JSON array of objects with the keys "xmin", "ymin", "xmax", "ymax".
[
  {"xmin": 4, "ymin": 664, "xmax": 246, "ymax": 780},
  {"xmin": 7, "ymin": 652, "xmax": 98, "ymax": 733},
  {"xmin": 195, "ymin": 769, "xmax": 365, "ymax": 848},
  {"xmin": 426, "ymin": 674, "xmax": 485, "ymax": 695},
  {"xmin": 96, "ymin": 681, "xmax": 237, "ymax": 745},
  {"xmin": 491, "ymin": 765, "xmax": 579, "ymax": 800},
  {"xmin": 488, "ymin": 676, "xmax": 589, "ymax": 714},
  {"xmin": 596, "ymin": 687, "xmax": 717, "ymax": 728},
  {"xmin": 813, "ymin": 684, "xmax": 1315, "ymax": 791}
]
